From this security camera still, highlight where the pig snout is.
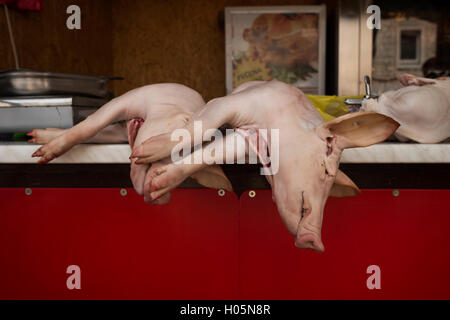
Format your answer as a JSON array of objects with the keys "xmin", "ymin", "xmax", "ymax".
[
  {"xmin": 295, "ymin": 221, "xmax": 324, "ymax": 253},
  {"xmin": 295, "ymin": 197, "xmax": 325, "ymax": 253},
  {"xmin": 278, "ymin": 197, "xmax": 325, "ymax": 253}
]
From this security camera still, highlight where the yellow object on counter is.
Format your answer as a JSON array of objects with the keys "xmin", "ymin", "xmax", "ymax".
[{"xmin": 306, "ymin": 94, "xmax": 364, "ymax": 122}]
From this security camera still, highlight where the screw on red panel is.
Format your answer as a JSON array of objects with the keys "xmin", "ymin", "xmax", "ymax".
[
  {"xmin": 392, "ymin": 189, "xmax": 400, "ymax": 197},
  {"xmin": 218, "ymin": 189, "xmax": 225, "ymax": 197},
  {"xmin": 249, "ymin": 190, "xmax": 256, "ymax": 198},
  {"xmin": 25, "ymin": 188, "xmax": 32, "ymax": 195},
  {"xmin": 120, "ymin": 189, "xmax": 127, "ymax": 196}
]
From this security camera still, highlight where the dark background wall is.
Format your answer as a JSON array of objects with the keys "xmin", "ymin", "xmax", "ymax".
[
  {"xmin": 0, "ymin": 0, "xmax": 337, "ymax": 100},
  {"xmin": 0, "ymin": 0, "xmax": 113, "ymax": 77},
  {"xmin": 112, "ymin": 0, "xmax": 335, "ymax": 100}
]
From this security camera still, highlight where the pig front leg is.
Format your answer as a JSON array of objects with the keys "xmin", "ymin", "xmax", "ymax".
[
  {"xmin": 28, "ymin": 122, "xmax": 129, "ymax": 145},
  {"xmin": 131, "ymin": 90, "xmax": 257, "ymax": 164},
  {"xmin": 142, "ymin": 132, "xmax": 246, "ymax": 201},
  {"xmin": 129, "ymin": 159, "xmax": 171, "ymax": 204}
]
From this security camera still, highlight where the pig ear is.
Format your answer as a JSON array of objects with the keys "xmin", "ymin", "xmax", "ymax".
[
  {"xmin": 190, "ymin": 166, "xmax": 233, "ymax": 192},
  {"xmin": 329, "ymin": 170, "xmax": 361, "ymax": 198},
  {"xmin": 317, "ymin": 112, "xmax": 399, "ymax": 150}
]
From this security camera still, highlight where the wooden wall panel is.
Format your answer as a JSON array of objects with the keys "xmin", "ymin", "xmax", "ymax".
[
  {"xmin": 112, "ymin": 0, "xmax": 321, "ymax": 101},
  {"xmin": 0, "ymin": 0, "xmax": 333, "ymax": 100},
  {"xmin": 0, "ymin": 0, "xmax": 113, "ymax": 77}
]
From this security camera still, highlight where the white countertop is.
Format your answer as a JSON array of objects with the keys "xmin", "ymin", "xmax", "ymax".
[
  {"xmin": 0, "ymin": 142, "xmax": 449, "ymax": 164},
  {"xmin": 340, "ymin": 143, "xmax": 450, "ymax": 163}
]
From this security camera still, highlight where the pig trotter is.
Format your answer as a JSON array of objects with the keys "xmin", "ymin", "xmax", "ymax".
[
  {"xmin": 31, "ymin": 135, "xmax": 71, "ymax": 164},
  {"xmin": 143, "ymin": 160, "xmax": 187, "ymax": 202},
  {"xmin": 27, "ymin": 128, "xmax": 65, "ymax": 144},
  {"xmin": 131, "ymin": 132, "xmax": 174, "ymax": 164}
]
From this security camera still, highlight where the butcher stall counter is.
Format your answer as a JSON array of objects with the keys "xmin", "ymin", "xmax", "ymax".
[{"xmin": 1, "ymin": 142, "xmax": 449, "ymax": 300}]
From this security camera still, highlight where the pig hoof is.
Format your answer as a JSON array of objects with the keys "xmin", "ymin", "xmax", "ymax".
[
  {"xmin": 146, "ymin": 192, "xmax": 171, "ymax": 205},
  {"xmin": 32, "ymin": 146, "xmax": 56, "ymax": 164},
  {"xmin": 27, "ymin": 128, "xmax": 64, "ymax": 144},
  {"xmin": 31, "ymin": 137, "xmax": 67, "ymax": 164},
  {"xmin": 143, "ymin": 160, "xmax": 176, "ymax": 202},
  {"xmin": 147, "ymin": 163, "xmax": 187, "ymax": 201}
]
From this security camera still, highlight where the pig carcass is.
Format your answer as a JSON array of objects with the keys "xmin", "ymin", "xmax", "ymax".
[
  {"xmin": 131, "ymin": 80, "xmax": 399, "ymax": 252},
  {"xmin": 29, "ymin": 84, "xmax": 232, "ymax": 203},
  {"xmin": 362, "ymin": 74, "xmax": 450, "ymax": 143}
]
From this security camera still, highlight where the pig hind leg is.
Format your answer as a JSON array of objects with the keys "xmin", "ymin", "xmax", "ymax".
[
  {"xmin": 28, "ymin": 128, "xmax": 65, "ymax": 144},
  {"xmin": 28, "ymin": 122, "xmax": 129, "ymax": 145},
  {"xmin": 32, "ymin": 92, "xmax": 142, "ymax": 163},
  {"xmin": 144, "ymin": 132, "xmax": 246, "ymax": 201}
]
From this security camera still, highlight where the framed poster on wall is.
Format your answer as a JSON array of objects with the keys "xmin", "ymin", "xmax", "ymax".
[{"xmin": 225, "ymin": 5, "xmax": 326, "ymax": 94}]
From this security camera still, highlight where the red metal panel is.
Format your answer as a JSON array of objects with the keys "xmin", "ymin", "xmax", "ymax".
[
  {"xmin": 1, "ymin": 188, "xmax": 449, "ymax": 299},
  {"xmin": 0, "ymin": 188, "xmax": 239, "ymax": 299},
  {"xmin": 239, "ymin": 189, "xmax": 450, "ymax": 300}
]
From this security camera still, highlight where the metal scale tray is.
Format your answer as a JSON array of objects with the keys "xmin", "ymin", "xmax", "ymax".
[
  {"xmin": 0, "ymin": 96, "xmax": 106, "ymax": 133},
  {"xmin": 0, "ymin": 69, "xmax": 121, "ymax": 98}
]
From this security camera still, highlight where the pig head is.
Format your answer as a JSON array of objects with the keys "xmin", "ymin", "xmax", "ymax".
[
  {"xmin": 232, "ymin": 83, "xmax": 399, "ymax": 252},
  {"xmin": 267, "ymin": 103, "xmax": 399, "ymax": 252}
]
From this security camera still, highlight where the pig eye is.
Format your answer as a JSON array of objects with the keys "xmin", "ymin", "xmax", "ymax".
[{"xmin": 326, "ymin": 137, "xmax": 333, "ymax": 156}]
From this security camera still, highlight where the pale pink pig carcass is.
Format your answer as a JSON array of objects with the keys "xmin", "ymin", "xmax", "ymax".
[
  {"xmin": 29, "ymin": 84, "xmax": 232, "ymax": 203},
  {"xmin": 131, "ymin": 80, "xmax": 399, "ymax": 252},
  {"xmin": 362, "ymin": 74, "xmax": 450, "ymax": 143}
]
